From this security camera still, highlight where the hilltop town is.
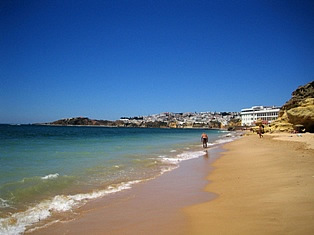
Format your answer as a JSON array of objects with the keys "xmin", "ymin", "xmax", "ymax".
[
  {"xmin": 45, "ymin": 111, "xmax": 241, "ymax": 129},
  {"xmin": 120, "ymin": 111, "xmax": 241, "ymax": 129}
]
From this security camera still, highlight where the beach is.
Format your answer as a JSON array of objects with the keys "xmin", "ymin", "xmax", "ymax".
[
  {"xmin": 25, "ymin": 131, "xmax": 314, "ymax": 234},
  {"xmin": 185, "ymin": 133, "xmax": 314, "ymax": 234},
  {"xmin": 28, "ymin": 147, "xmax": 222, "ymax": 235}
]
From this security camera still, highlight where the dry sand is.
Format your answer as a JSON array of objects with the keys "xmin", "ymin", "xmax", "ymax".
[
  {"xmin": 272, "ymin": 132, "xmax": 314, "ymax": 150},
  {"xmin": 185, "ymin": 133, "xmax": 314, "ymax": 235}
]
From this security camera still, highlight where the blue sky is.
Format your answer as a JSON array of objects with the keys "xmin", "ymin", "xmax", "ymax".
[{"xmin": 1, "ymin": 0, "xmax": 313, "ymax": 124}]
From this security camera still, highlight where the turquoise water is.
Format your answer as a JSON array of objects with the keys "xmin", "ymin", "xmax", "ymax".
[{"xmin": 0, "ymin": 125, "xmax": 235, "ymax": 234}]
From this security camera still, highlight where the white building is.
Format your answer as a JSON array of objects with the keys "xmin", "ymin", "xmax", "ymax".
[{"xmin": 241, "ymin": 106, "xmax": 280, "ymax": 126}]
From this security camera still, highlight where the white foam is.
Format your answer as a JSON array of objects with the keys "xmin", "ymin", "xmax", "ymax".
[
  {"xmin": 26, "ymin": 219, "xmax": 61, "ymax": 234},
  {"xmin": 160, "ymin": 165, "xmax": 178, "ymax": 174},
  {"xmin": 177, "ymin": 151, "xmax": 206, "ymax": 161},
  {"xmin": 170, "ymin": 150, "xmax": 177, "ymax": 153},
  {"xmin": 215, "ymin": 138, "xmax": 234, "ymax": 144},
  {"xmin": 159, "ymin": 151, "xmax": 206, "ymax": 165},
  {"xmin": 218, "ymin": 130, "xmax": 229, "ymax": 133},
  {"xmin": 41, "ymin": 173, "xmax": 59, "ymax": 180},
  {"xmin": 0, "ymin": 180, "xmax": 142, "ymax": 235},
  {"xmin": 214, "ymin": 135, "xmax": 240, "ymax": 145},
  {"xmin": 160, "ymin": 157, "xmax": 181, "ymax": 164},
  {"xmin": 0, "ymin": 198, "xmax": 10, "ymax": 209}
]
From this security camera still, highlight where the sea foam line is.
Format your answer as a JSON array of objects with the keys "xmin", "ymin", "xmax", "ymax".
[
  {"xmin": 0, "ymin": 180, "xmax": 141, "ymax": 235},
  {"xmin": 159, "ymin": 133, "xmax": 241, "ymax": 165},
  {"xmin": 159, "ymin": 150, "xmax": 206, "ymax": 164},
  {"xmin": 0, "ymin": 198, "xmax": 10, "ymax": 209},
  {"xmin": 41, "ymin": 173, "xmax": 59, "ymax": 180}
]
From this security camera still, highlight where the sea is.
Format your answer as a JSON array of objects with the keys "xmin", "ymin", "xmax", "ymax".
[{"xmin": 0, "ymin": 124, "xmax": 239, "ymax": 234}]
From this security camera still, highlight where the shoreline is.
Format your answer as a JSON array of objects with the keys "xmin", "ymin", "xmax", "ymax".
[
  {"xmin": 185, "ymin": 133, "xmax": 314, "ymax": 234},
  {"xmin": 1, "ymin": 127, "xmax": 238, "ymax": 235},
  {"xmin": 28, "ymin": 144, "xmax": 226, "ymax": 234}
]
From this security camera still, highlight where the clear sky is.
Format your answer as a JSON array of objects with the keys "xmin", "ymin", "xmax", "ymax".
[{"xmin": 1, "ymin": 0, "xmax": 313, "ymax": 124}]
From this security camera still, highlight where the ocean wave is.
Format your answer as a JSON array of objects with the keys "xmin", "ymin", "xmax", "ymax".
[
  {"xmin": 0, "ymin": 180, "xmax": 142, "ymax": 235},
  {"xmin": 25, "ymin": 219, "xmax": 61, "ymax": 234},
  {"xmin": 159, "ymin": 150, "xmax": 206, "ymax": 165},
  {"xmin": 0, "ymin": 198, "xmax": 10, "ymax": 209},
  {"xmin": 41, "ymin": 173, "xmax": 59, "ymax": 180},
  {"xmin": 160, "ymin": 165, "xmax": 178, "ymax": 174},
  {"xmin": 214, "ymin": 134, "xmax": 241, "ymax": 145},
  {"xmin": 218, "ymin": 130, "xmax": 229, "ymax": 133},
  {"xmin": 159, "ymin": 135, "xmax": 241, "ymax": 166},
  {"xmin": 17, "ymin": 173, "xmax": 60, "ymax": 184},
  {"xmin": 214, "ymin": 138, "xmax": 235, "ymax": 145},
  {"xmin": 156, "ymin": 151, "xmax": 207, "ymax": 176}
]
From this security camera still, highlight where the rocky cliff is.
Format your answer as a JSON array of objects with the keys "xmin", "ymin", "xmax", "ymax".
[{"xmin": 270, "ymin": 81, "xmax": 314, "ymax": 132}]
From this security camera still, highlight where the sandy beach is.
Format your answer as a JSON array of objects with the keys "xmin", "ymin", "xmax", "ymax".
[
  {"xmin": 185, "ymin": 133, "xmax": 314, "ymax": 234},
  {"xmin": 28, "ymin": 132, "xmax": 314, "ymax": 234}
]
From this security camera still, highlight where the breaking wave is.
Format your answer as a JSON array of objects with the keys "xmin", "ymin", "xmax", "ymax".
[
  {"xmin": 0, "ymin": 180, "xmax": 141, "ymax": 235},
  {"xmin": 159, "ymin": 150, "xmax": 206, "ymax": 164},
  {"xmin": 41, "ymin": 173, "xmax": 59, "ymax": 180},
  {"xmin": 0, "ymin": 198, "xmax": 11, "ymax": 209}
]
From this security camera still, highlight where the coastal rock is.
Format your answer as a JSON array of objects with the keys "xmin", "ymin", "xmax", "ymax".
[
  {"xmin": 279, "ymin": 81, "xmax": 314, "ymax": 114},
  {"xmin": 270, "ymin": 81, "xmax": 314, "ymax": 133},
  {"xmin": 268, "ymin": 119, "xmax": 294, "ymax": 132},
  {"xmin": 286, "ymin": 98, "xmax": 314, "ymax": 129},
  {"xmin": 48, "ymin": 117, "xmax": 116, "ymax": 126}
]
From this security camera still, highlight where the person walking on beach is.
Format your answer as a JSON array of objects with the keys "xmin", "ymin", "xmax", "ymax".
[
  {"xmin": 201, "ymin": 133, "xmax": 208, "ymax": 148},
  {"xmin": 258, "ymin": 124, "xmax": 264, "ymax": 138}
]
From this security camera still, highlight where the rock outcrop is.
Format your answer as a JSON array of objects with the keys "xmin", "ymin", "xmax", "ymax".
[
  {"xmin": 45, "ymin": 117, "xmax": 123, "ymax": 127},
  {"xmin": 270, "ymin": 81, "xmax": 314, "ymax": 132}
]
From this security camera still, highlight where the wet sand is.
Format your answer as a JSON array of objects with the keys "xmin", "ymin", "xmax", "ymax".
[
  {"xmin": 185, "ymin": 133, "xmax": 314, "ymax": 234},
  {"xmin": 29, "ymin": 147, "xmax": 222, "ymax": 234}
]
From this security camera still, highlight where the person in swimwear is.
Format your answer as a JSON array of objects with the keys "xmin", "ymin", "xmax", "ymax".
[
  {"xmin": 258, "ymin": 124, "xmax": 264, "ymax": 138},
  {"xmin": 201, "ymin": 133, "xmax": 208, "ymax": 148}
]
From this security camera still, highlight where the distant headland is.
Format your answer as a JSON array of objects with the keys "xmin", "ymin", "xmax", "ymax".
[{"xmin": 38, "ymin": 111, "xmax": 242, "ymax": 130}]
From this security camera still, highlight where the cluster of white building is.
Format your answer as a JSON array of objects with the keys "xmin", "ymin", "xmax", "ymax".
[
  {"xmin": 121, "ymin": 111, "xmax": 240, "ymax": 127},
  {"xmin": 120, "ymin": 105, "xmax": 281, "ymax": 128},
  {"xmin": 240, "ymin": 106, "xmax": 280, "ymax": 126}
]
